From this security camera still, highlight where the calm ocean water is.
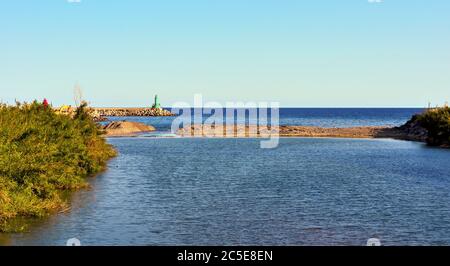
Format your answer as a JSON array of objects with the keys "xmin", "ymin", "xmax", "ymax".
[{"xmin": 4, "ymin": 108, "xmax": 450, "ymax": 246}]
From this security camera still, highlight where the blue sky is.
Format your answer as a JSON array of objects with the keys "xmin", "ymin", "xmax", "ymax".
[{"xmin": 1, "ymin": 0, "xmax": 449, "ymax": 107}]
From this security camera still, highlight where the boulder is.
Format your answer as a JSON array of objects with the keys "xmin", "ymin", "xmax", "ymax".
[{"xmin": 103, "ymin": 121, "xmax": 156, "ymax": 137}]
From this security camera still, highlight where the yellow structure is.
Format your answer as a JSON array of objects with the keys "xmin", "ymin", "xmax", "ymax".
[{"xmin": 55, "ymin": 105, "xmax": 74, "ymax": 115}]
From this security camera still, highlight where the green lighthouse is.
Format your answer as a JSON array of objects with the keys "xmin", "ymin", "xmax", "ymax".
[{"xmin": 152, "ymin": 94, "xmax": 161, "ymax": 109}]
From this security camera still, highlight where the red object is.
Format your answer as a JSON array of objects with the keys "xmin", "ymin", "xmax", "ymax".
[{"xmin": 43, "ymin": 98, "xmax": 49, "ymax": 108}]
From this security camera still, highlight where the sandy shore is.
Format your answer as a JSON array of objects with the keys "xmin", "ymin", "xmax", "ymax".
[{"xmin": 176, "ymin": 124, "xmax": 421, "ymax": 141}]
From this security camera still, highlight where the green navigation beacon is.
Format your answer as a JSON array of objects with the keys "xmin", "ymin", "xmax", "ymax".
[{"xmin": 152, "ymin": 94, "xmax": 161, "ymax": 109}]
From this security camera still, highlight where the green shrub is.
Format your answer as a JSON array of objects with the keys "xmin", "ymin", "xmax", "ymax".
[
  {"xmin": 416, "ymin": 107, "xmax": 450, "ymax": 147},
  {"xmin": 0, "ymin": 101, "xmax": 116, "ymax": 232}
]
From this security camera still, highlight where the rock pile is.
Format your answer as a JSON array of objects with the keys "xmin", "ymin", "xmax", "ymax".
[
  {"xmin": 102, "ymin": 121, "xmax": 156, "ymax": 137},
  {"xmin": 395, "ymin": 115, "xmax": 428, "ymax": 142},
  {"xmin": 93, "ymin": 108, "xmax": 175, "ymax": 117}
]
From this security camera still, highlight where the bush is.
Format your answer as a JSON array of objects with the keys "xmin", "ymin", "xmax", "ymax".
[
  {"xmin": 416, "ymin": 107, "xmax": 450, "ymax": 147},
  {"xmin": 0, "ymin": 101, "xmax": 116, "ymax": 232}
]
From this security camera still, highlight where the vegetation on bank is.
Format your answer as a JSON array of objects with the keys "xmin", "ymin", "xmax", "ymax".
[
  {"xmin": 414, "ymin": 107, "xmax": 450, "ymax": 147},
  {"xmin": 0, "ymin": 102, "xmax": 116, "ymax": 232}
]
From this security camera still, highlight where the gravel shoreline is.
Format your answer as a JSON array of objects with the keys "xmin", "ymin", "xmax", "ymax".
[{"xmin": 176, "ymin": 124, "xmax": 422, "ymax": 141}]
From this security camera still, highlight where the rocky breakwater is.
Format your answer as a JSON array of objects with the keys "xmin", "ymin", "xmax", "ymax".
[
  {"xmin": 93, "ymin": 107, "xmax": 175, "ymax": 118},
  {"xmin": 103, "ymin": 121, "xmax": 156, "ymax": 137}
]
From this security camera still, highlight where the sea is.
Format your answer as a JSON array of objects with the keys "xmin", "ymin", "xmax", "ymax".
[{"xmin": 3, "ymin": 108, "xmax": 450, "ymax": 246}]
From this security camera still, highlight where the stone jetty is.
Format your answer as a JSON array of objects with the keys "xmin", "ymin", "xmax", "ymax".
[{"xmin": 93, "ymin": 107, "xmax": 175, "ymax": 117}]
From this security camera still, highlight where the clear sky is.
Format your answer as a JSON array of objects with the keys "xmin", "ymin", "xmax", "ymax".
[{"xmin": 1, "ymin": 0, "xmax": 449, "ymax": 107}]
